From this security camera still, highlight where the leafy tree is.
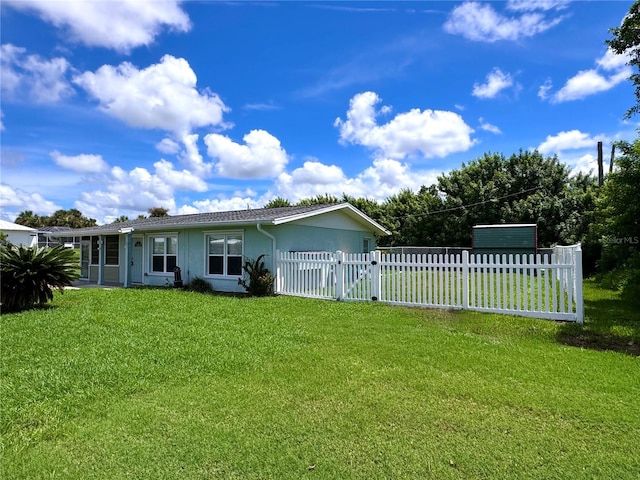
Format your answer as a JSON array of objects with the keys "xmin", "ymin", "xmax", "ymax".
[
  {"xmin": 112, "ymin": 215, "xmax": 130, "ymax": 223},
  {"xmin": 264, "ymin": 197, "xmax": 292, "ymax": 208},
  {"xmin": 147, "ymin": 207, "xmax": 170, "ymax": 217},
  {"xmin": 48, "ymin": 209, "xmax": 97, "ymax": 228},
  {"xmin": 14, "ymin": 210, "xmax": 45, "ymax": 228},
  {"xmin": 15, "ymin": 209, "xmax": 96, "ymax": 229},
  {"xmin": 594, "ymin": 139, "xmax": 640, "ymax": 293},
  {"xmin": 296, "ymin": 194, "xmax": 340, "ymax": 206},
  {"xmin": 436, "ymin": 150, "xmax": 572, "ymax": 247},
  {"xmin": 1, "ymin": 244, "xmax": 80, "ymax": 313},
  {"xmin": 606, "ymin": 0, "xmax": 640, "ymax": 118}
]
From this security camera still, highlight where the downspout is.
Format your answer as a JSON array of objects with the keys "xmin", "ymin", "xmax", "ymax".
[
  {"xmin": 256, "ymin": 223, "xmax": 278, "ymax": 292},
  {"xmin": 256, "ymin": 223, "xmax": 276, "ymax": 270}
]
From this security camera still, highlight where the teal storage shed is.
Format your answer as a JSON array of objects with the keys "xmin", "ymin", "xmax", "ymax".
[{"xmin": 472, "ymin": 224, "xmax": 537, "ymax": 258}]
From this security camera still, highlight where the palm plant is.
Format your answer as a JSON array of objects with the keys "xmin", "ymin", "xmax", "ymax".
[
  {"xmin": 237, "ymin": 254, "xmax": 274, "ymax": 297},
  {"xmin": 1, "ymin": 244, "xmax": 80, "ymax": 313}
]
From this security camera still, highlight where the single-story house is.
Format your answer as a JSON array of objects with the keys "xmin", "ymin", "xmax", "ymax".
[
  {"xmin": 55, "ymin": 203, "xmax": 390, "ymax": 291},
  {"xmin": 0, "ymin": 220, "xmax": 38, "ymax": 247}
]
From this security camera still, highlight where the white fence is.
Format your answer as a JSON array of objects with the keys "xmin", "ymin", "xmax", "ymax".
[{"xmin": 276, "ymin": 245, "xmax": 584, "ymax": 323}]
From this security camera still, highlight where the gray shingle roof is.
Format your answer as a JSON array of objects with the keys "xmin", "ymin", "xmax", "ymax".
[{"xmin": 59, "ymin": 203, "xmax": 352, "ymax": 236}]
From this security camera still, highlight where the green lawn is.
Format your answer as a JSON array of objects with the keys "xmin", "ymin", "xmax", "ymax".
[{"xmin": 1, "ymin": 280, "xmax": 639, "ymax": 479}]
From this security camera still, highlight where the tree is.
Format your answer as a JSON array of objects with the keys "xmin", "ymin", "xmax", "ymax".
[
  {"xmin": 436, "ymin": 150, "xmax": 572, "ymax": 247},
  {"xmin": 112, "ymin": 215, "xmax": 130, "ymax": 223},
  {"xmin": 147, "ymin": 207, "xmax": 170, "ymax": 217},
  {"xmin": 263, "ymin": 197, "xmax": 291, "ymax": 208},
  {"xmin": 48, "ymin": 209, "xmax": 97, "ymax": 228},
  {"xmin": 591, "ymin": 139, "xmax": 640, "ymax": 302},
  {"xmin": 296, "ymin": 194, "xmax": 340, "ymax": 206},
  {"xmin": 15, "ymin": 209, "xmax": 96, "ymax": 229},
  {"xmin": 1, "ymin": 244, "xmax": 80, "ymax": 313},
  {"xmin": 606, "ymin": 0, "xmax": 640, "ymax": 118},
  {"xmin": 14, "ymin": 210, "xmax": 45, "ymax": 228}
]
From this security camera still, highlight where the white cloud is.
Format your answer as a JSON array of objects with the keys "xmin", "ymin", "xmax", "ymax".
[
  {"xmin": 0, "ymin": 184, "xmax": 61, "ymax": 220},
  {"xmin": 204, "ymin": 129, "xmax": 289, "ymax": 179},
  {"xmin": 479, "ymin": 118, "xmax": 502, "ymax": 134},
  {"xmin": 0, "ymin": 110, "xmax": 4, "ymax": 131},
  {"xmin": 543, "ymin": 48, "xmax": 632, "ymax": 103},
  {"xmin": 50, "ymin": 150, "xmax": 109, "ymax": 174},
  {"xmin": 444, "ymin": 2, "xmax": 564, "ymax": 42},
  {"xmin": 537, "ymin": 129, "xmax": 606, "ymax": 155},
  {"xmin": 73, "ymin": 55, "xmax": 230, "ymax": 135},
  {"xmin": 506, "ymin": 0, "xmax": 571, "ymax": 12},
  {"xmin": 334, "ymin": 91, "xmax": 475, "ymax": 159},
  {"xmin": 4, "ymin": 0, "xmax": 190, "ymax": 53},
  {"xmin": 176, "ymin": 196, "xmax": 264, "ymax": 215},
  {"xmin": 178, "ymin": 134, "xmax": 212, "ymax": 177},
  {"xmin": 276, "ymin": 158, "xmax": 440, "ymax": 203},
  {"xmin": 156, "ymin": 138, "xmax": 181, "ymax": 155},
  {"xmin": 153, "ymin": 159, "xmax": 208, "ymax": 192},
  {"xmin": 1, "ymin": 44, "xmax": 74, "ymax": 103},
  {"xmin": 472, "ymin": 68, "xmax": 513, "ymax": 98}
]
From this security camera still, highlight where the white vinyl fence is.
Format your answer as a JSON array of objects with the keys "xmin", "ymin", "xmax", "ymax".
[{"xmin": 276, "ymin": 245, "xmax": 584, "ymax": 323}]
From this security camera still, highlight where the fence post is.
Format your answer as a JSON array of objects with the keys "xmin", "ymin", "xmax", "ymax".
[
  {"xmin": 275, "ymin": 249, "xmax": 281, "ymax": 294},
  {"xmin": 462, "ymin": 250, "xmax": 469, "ymax": 309},
  {"xmin": 335, "ymin": 250, "xmax": 345, "ymax": 301},
  {"xmin": 575, "ymin": 244, "xmax": 584, "ymax": 324},
  {"xmin": 371, "ymin": 250, "xmax": 381, "ymax": 301}
]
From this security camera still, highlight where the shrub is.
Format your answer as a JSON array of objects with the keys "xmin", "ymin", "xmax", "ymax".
[
  {"xmin": 1, "ymin": 244, "xmax": 80, "ymax": 313},
  {"xmin": 184, "ymin": 277, "xmax": 214, "ymax": 294},
  {"xmin": 238, "ymin": 254, "xmax": 274, "ymax": 297}
]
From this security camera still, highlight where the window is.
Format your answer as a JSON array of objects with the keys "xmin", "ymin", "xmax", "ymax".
[
  {"xmin": 105, "ymin": 236, "xmax": 119, "ymax": 265},
  {"xmin": 206, "ymin": 233, "xmax": 243, "ymax": 276},
  {"xmin": 363, "ymin": 238, "xmax": 371, "ymax": 254},
  {"xmin": 90, "ymin": 235, "xmax": 119, "ymax": 265},
  {"xmin": 150, "ymin": 235, "xmax": 177, "ymax": 273}
]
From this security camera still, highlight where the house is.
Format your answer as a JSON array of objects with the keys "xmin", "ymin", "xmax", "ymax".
[
  {"xmin": 55, "ymin": 203, "xmax": 390, "ymax": 291},
  {"xmin": 0, "ymin": 220, "xmax": 38, "ymax": 247}
]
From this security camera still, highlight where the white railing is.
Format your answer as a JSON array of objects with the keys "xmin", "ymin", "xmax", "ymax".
[{"xmin": 276, "ymin": 246, "xmax": 584, "ymax": 323}]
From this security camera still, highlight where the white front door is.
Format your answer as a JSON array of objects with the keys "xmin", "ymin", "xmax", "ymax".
[{"xmin": 131, "ymin": 236, "xmax": 143, "ymax": 283}]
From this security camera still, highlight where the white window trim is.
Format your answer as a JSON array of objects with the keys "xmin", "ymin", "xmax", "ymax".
[
  {"xmin": 148, "ymin": 232, "xmax": 178, "ymax": 275},
  {"xmin": 90, "ymin": 235, "xmax": 120, "ymax": 267},
  {"xmin": 203, "ymin": 230, "xmax": 244, "ymax": 278}
]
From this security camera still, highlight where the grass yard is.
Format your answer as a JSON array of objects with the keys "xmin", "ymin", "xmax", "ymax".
[{"xmin": 1, "ymin": 280, "xmax": 639, "ymax": 479}]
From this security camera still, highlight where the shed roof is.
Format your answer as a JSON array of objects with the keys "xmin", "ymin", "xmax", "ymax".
[
  {"xmin": 52, "ymin": 203, "xmax": 391, "ymax": 236},
  {"xmin": 0, "ymin": 220, "xmax": 37, "ymax": 232}
]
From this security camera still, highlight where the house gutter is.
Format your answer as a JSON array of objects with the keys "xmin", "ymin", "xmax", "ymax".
[{"xmin": 256, "ymin": 222, "xmax": 277, "ymax": 273}]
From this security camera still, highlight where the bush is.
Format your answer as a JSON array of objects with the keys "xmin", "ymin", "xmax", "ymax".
[
  {"xmin": 238, "ymin": 254, "xmax": 274, "ymax": 297},
  {"xmin": 1, "ymin": 244, "xmax": 80, "ymax": 313},
  {"xmin": 184, "ymin": 277, "xmax": 214, "ymax": 294}
]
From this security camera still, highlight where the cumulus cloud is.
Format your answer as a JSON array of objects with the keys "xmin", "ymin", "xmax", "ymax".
[
  {"xmin": 334, "ymin": 91, "xmax": 475, "ymax": 159},
  {"xmin": 178, "ymin": 133, "xmax": 212, "ymax": 177},
  {"xmin": 74, "ymin": 55, "xmax": 230, "ymax": 135},
  {"xmin": 204, "ymin": 129, "xmax": 289, "ymax": 179},
  {"xmin": 541, "ymin": 48, "xmax": 632, "ymax": 103},
  {"xmin": 275, "ymin": 158, "xmax": 440, "ymax": 203},
  {"xmin": 153, "ymin": 159, "xmax": 208, "ymax": 191},
  {"xmin": 1, "ymin": 44, "xmax": 74, "ymax": 103},
  {"xmin": 50, "ymin": 150, "xmax": 109, "ymax": 174},
  {"xmin": 156, "ymin": 138, "xmax": 181, "ymax": 155},
  {"xmin": 0, "ymin": 184, "xmax": 61, "ymax": 220},
  {"xmin": 444, "ymin": 1, "xmax": 565, "ymax": 42},
  {"xmin": 479, "ymin": 118, "xmax": 502, "ymax": 134},
  {"xmin": 537, "ymin": 129, "xmax": 606, "ymax": 155},
  {"xmin": 472, "ymin": 68, "xmax": 514, "ymax": 98},
  {"xmin": 4, "ymin": 0, "xmax": 190, "ymax": 53}
]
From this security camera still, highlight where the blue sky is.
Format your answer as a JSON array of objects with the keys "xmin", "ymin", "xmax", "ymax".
[{"xmin": 1, "ymin": 0, "xmax": 637, "ymax": 224}]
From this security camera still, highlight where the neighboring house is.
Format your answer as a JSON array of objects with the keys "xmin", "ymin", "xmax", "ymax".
[
  {"xmin": 0, "ymin": 220, "xmax": 38, "ymax": 247},
  {"xmin": 37, "ymin": 226, "xmax": 79, "ymax": 248},
  {"xmin": 54, "ymin": 203, "xmax": 390, "ymax": 291}
]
